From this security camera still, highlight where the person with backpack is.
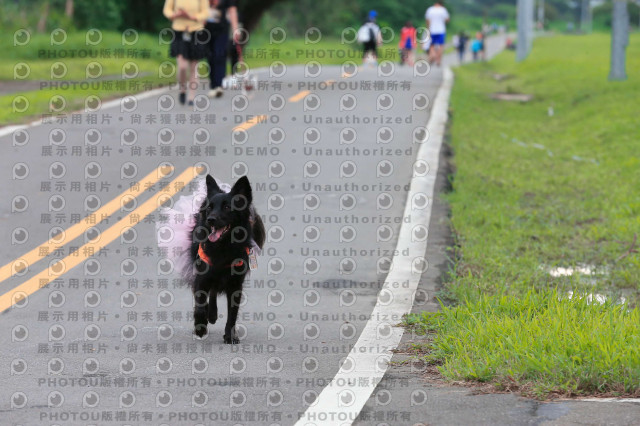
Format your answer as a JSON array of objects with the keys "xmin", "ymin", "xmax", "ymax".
[
  {"xmin": 358, "ymin": 10, "xmax": 382, "ymax": 65},
  {"xmin": 398, "ymin": 21, "xmax": 417, "ymax": 66}
]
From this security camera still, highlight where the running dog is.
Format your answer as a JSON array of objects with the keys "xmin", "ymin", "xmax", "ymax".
[{"xmin": 157, "ymin": 175, "xmax": 265, "ymax": 343}]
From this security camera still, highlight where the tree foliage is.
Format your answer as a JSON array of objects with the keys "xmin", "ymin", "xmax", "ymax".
[{"xmin": 4, "ymin": 0, "xmax": 635, "ymax": 35}]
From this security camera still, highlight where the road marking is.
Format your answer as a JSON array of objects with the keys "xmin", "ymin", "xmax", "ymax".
[
  {"xmin": 295, "ymin": 67, "xmax": 455, "ymax": 426},
  {"xmin": 0, "ymin": 166, "xmax": 170, "ymax": 283},
  {"xmin": 581, "ymin": 398, "xmax": 640, "ymax": 404},
  {"xmin": 0, "ymin": 166, "xmax": 197, "ymax": 313},
  {"xmin": 232, "ymin": 114, "xmax": 268, "ymax": 132},
  {"xmin": 341, "ymin": 68, "xmax": 361, "ymax": 78},
  {"xmin": 288, "ymin": 90, "xmax": 310, "ymax": 103},
  {"xmin": 0, "ymin": 86, "xmax": 170, "ymax": 138}
]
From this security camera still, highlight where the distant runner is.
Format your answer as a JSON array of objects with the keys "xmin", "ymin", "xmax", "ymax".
[
  {"xmin": 399, "ymin": 20, "xmax": 417, "ymax": 66},
  {"xmin": 425, "ymin": 0, "xmax": 450, "ymax": 66},
  {"xmin": 358, "ymin": 10, "xmax": 382, "ymax": 65}
]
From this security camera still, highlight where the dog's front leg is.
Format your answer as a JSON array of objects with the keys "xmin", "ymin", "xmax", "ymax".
[
  {"xmin": 223, "ymin": 289, "xmax": 242, "ymax": 344},
  {"xmin": 193, "ymin": 278, "xmax": 209, "ymax": 338},
  {"xmin": 207, "ymin": 289, "xmax": 218, "ymax": 324}
]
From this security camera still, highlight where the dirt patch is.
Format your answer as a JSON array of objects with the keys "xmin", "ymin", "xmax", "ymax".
[
  {"xmin": 490, "ymin": 92, "xmax": 533, "ymax": 102},
  {"xmin": 407, "ymin": 109, "xmax": 457, "ymax": 312},
  {"xmin": 492, "ymin": 73, "xmax": 514, "ymax": 81}
]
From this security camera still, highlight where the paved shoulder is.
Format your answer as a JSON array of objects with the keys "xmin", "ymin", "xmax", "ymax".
[{"xmin": 0, "ymin": 59, "xmax": 443, "ymax": 423}]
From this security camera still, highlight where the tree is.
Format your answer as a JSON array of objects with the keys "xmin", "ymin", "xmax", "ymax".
[
  {"xmin": 240, "ymin": 0, "xmax": 289, "ymax": 33},
  {"xmin": 65, "ymin": 0, "xmax": 73, "ymax": 18},
  {"xmin": 37, "ymin": 0, "xmax": 49, "ymax": 33}
]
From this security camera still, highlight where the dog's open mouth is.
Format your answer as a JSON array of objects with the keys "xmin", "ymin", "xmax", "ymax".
[{"xmin": 208, "ymin": 224, "xmax": 230, "ymax": 243}]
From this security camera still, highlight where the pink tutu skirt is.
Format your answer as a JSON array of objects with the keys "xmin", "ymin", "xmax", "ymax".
[{"xmin": 156, "ymin": 178, "xmax": 259, "ymax": 284}]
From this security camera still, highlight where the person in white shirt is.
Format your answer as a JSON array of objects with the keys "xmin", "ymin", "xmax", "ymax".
[{"xmin": 425, "ymin": 1, "xmax": 450, "ymax": 66}]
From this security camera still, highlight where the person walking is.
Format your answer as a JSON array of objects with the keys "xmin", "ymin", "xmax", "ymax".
[
  {"xmin": 358, "ymin": 10, "xmax": 382, "ymax": 65},
  {"xmin": 424, "ymin": 0, "xmax": 450, "ymax": 66},
  {"xmin": 421, "ymin": 27, "xmax": 432, "ymax": 58},
  {"xmin": 205, "ymin": 0, "xmax": 239, "ymax": 98},
  {"xmin": 398, "ymin": 21, "xmax": 417, "ymax": 66},
  {"xmin": 163, "ymin": 0, "xmax": 210, "ymax": 106},
  {"xmin": 471, "ymin": 32, "xmax": 482, "ymax": 62},
  {"xmin": 456, "ymin": 31, "xmax": 468, "ymax": 63}
]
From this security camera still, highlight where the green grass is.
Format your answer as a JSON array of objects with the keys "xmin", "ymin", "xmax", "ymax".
[
  {"xmin": 0, "ymin": 31, "xmax": 402, "ymax": 125},
  {"xmin": 408, "ymin": 291, "xmax": 640, "ymax": 398},
  {"xmin": 0, "ymin": 31, "xmax": 172, "ymax": 125},
  {"xmin": 408, "ymin": 33, "xmax": 640, "ymax": 398}
]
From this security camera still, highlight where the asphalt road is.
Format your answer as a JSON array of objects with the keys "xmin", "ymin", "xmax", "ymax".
[{"xmin": 0, "ymin": 50, "xmax": 444, "ymax": 425}]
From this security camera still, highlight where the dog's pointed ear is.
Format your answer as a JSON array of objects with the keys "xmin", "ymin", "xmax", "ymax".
[
  {"xmin": 230, "ymin": 176, "xmax": 252, "ymax": 208},
  {"xmin": 206, "ymin": 174, "xmax": 222, "ymax": 195}
]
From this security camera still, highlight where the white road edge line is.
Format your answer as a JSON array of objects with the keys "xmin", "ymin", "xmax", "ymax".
[
  {"xmin": 0, "ymin": 65, "xmax": 278, "ymax": 140},
  {"xmin": 0, "ymin": 87, "xmax": 169, "ymax": 139},
  {"xmin": 0, "ymin": 67, "xmax": 282, "ymax": 138},
  {"xmin": 295, "ymin": 67, "xmax": 455, "ymax": 426}
]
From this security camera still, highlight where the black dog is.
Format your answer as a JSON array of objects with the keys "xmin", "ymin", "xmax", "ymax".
[{"xmin": 188, "ymin": 175, "xmax": 265, "ymax": 343}]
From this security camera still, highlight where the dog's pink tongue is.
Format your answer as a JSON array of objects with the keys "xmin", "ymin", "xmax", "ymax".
[{"xmin": 208, "ymin": 228, "xmax": 224, "ymax": 242}]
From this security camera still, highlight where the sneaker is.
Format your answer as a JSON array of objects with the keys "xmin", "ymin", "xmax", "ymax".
[
  {"xmin": 179, "ymin": 92, "xmax": 186, "ymax": 105},
  {"xmin": 188, "ymin": 100, "xmax": 194, "ymax": 106},
  {"xmin": 208, "ymin": 87, "xmax": 223, "ymax": 98}
]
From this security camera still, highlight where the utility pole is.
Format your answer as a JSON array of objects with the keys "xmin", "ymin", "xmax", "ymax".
[
  {"xmin": 580, "ymin": 0, "xmax": 592, "ymax": 33},
  {"xmin": 517, "ymin": 0, "xmax": 534, "ymax": 61},
  {"xmin": 609, "ymin": 0, "xmax": 629, "ymax": 80},
  {"xmin": 527, "ymin": 0, "xmax": 534, "ymax": 51}
]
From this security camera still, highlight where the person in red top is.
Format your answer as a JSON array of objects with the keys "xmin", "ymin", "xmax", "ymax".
[{"xmin": 398, "ymin": 21, "xmax": 417, "ymax": 66}]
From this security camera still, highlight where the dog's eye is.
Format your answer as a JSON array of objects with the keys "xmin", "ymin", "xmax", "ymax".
[{"xmin": 223, "ymin": 204, "xmax": 230, "ymax": 211}]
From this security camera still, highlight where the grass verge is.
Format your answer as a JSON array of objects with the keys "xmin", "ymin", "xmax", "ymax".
[
  {"xmin": 408, "ymin": 291, "xmax": 640, "ymax": 398},
  {"xmin": 1, "ymin": 30, "xmax": 399, "ymax": 126},
  {"xmin": 0, "ymin": 31, "xmax": 171, "ymax": 125},
  {"xmin": 407, "ymin": 33, "xmax": 640, "ymax": 398}
]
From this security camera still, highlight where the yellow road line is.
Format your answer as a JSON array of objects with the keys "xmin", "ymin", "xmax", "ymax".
[
  {"xmin": 341, "ymin": 68, "xmax": 361, "ymax": 78},
  {"xmin": 0, "ymin": 166, "xmax": 171, "ymax": 283},
  {"xmin": 0, "ymin": 166, "xmax": 197, "ymax": 313},
  {"xmin": 288, "ymin": 90, "xmax": 310, "ymax": 103},
  {"xmin": 232, "ymin": 115, "xmax": 268, "ymax": 132}
]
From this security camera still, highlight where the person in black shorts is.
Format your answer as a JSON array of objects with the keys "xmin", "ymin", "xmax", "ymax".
[
  {"xmin": 359, "ymin": 10, "xmax": 382, "ymax": 64},
  {"xmin": 163, "ymin": 0, "xmax": 210, "ymax": 106}
]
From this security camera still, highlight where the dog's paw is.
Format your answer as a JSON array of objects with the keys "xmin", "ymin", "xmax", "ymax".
[
  {"xmin": 194, "ymin": 324, "xmax": 208, "ymax": 338},
  {"xmin": 223, "ymin": 334, "xmax": 239, "ymax": 344},
  {"xmin": 207, "ymin": 311, "xmax": 218, "ymax": 324}
]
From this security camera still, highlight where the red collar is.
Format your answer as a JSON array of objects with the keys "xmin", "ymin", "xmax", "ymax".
[{"xmin": 198, "ymin": 244, "xmax": 249, "ymax": 268}]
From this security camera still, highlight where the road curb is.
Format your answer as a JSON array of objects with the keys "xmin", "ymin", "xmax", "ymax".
[{"xmin": 295, "ymin": 67, "xmax": 455, "ymax": 426}]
